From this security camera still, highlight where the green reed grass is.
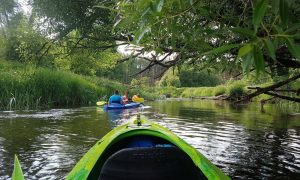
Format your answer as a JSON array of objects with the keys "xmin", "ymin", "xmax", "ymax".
[
  {"xmin": 180, "ymin": 83, "xmax": 246, "ymax": 98},
  {"xmin": 0, "ymin": 60, "xmax": 156, "ymax": 110}
]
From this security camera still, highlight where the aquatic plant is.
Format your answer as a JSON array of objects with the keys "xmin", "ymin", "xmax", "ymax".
[{"xmin": 226, "ymin": 81, "xmax": 246, "ymax": 97}]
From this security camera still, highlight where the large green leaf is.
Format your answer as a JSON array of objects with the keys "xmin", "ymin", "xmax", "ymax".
[
  {"xmin": 238, "ymin": 44, "xmax": 253, "ymax": 58},
  {"xmin": 231, "ymin": 28, "xmax": 256, "ymax": 38},
  {"xmin": 285, "ymin": 23, "xmax": 300, "ymax": 34},
  {"xmin": 264, "ymin": 38, "xmax": 276, "ymax": 60},
  {"xmin": 253, "ymin": 0, "xmax": 268, "ymax": 32},
  {"xmin": 274, "ymin": 25, "xmax": 284, "ymax": 34},
  {"xmin": 279, "ymin": 0, "xmax": 289, "ymax": 27},
  {"xmin": 141, "ymin": 7, "xmax": 151, "ymax": 18},
  {"xmin": 293, "ymin": 32, "xmax": 300, "ymax": 38},
  {"xmin": 156, "ymin": 0, "xmax": 164, "ymax": 12},
  {"xmin": 202, "ymin": 44, "xmax": 239, "ymax": 56},
  {"xmin": 12, "ymin": 155, "xmax": 25, "ymax": 180},
  {"xmin": 135, "ymin": 27, "xmax": 151, "ymax": 44},
  {"xmin": 93, "ymin": 5, "xmax": 118, "ymax": 12},
  {"xmin": 271, "ymin": 0, "xmax": 280, "ymax": 14},
  {"xmin": 241, "ymin": 52, "xmax": 254, "ymax": 74},
  {"xmin": 253, "ymin": 45, "xmax": 265, "ymax": 74},
  {"xmin": 150, "ymin": 1, "xmax": 156, "ymax": 12},
  {"xmin": 286, "ymin": 38, "xmax": 300, "ymax": 61}
]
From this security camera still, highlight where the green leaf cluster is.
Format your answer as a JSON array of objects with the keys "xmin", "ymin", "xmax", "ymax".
[{"xmin": 116, "ymin": 0, "xmax": 300, "ymax": 77}]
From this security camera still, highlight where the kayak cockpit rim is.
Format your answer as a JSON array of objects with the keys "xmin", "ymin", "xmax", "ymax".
[
  {"xmin": 66, "ymin": 116, "xmax": 229, "ymax": 180},
  {"xmin": 87, "ymin": 129, "xmax": 206, "ymax": 179}
]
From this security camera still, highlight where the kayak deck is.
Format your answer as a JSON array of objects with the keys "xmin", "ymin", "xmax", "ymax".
[
  {"xmin": 103, "ymin": 102, "xmax": 141, "ymax": 110},
  {"xmin": 67, "ymin": 115, "xmax": 229, "ymax": 180},
  {"xmin": 91, "ymin": 135, "xmax": 206, "ymax": 180}
]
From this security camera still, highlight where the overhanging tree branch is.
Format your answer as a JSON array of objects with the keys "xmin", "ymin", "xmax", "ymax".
[
  {"xmin": 264, "ymin": 92, "xmax": 300, "ymax": 103},
  {"xmin": 236, "ymin": 73, "xmax": 300, "ymax": 103}
]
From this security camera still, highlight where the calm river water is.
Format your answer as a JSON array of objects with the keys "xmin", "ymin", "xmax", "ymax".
[{"xmin": 0, "ymin": 100, "xmax": 300, "ymax": 179}]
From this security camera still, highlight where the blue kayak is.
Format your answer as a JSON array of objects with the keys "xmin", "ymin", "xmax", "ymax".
[{"xmin": 104, "ymin": 102, "xmax": 141, "ymax": 110}]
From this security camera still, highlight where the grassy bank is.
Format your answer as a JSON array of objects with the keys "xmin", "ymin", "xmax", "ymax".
[
  {"xmin": 159, "ymin": 79, "xmax": 299, "ymax": 102},
  {"xmin": 0, "ymin": 60, "xmax": 156, "ymax": 110},
  {"xmin": 180, "ymin": 81, "xmax": 247, "ymax": 98}
]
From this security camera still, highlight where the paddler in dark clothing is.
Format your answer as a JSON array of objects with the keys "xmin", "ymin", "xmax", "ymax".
[{"xmin": 109, "ymin": 90, "xmax": 123, "ymax": 104}]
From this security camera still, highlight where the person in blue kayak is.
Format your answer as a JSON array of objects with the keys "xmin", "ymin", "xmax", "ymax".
[
  {"xmin": 122, "ymin": 90, "xmax": 129, "ymax": 104},
  {"xmin": 109, "ymin": 90, "xmax": 123, "ymax": 104}
]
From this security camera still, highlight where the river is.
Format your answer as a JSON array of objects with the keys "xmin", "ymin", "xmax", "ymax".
[{"xmin": 0, "ymin": 100, "xmax": 299, "ymax": 179}]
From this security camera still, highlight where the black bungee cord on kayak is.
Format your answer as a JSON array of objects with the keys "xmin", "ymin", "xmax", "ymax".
[{"xmin": 137, "ymin": 114, "xmax": 141, "ymax": 126}]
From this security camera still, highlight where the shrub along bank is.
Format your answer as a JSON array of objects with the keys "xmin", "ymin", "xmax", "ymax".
[
  {"xmin": 180, "ymin": 81, "xmax": 247, "ymax": 98},
  {"xmin": 161, "ymin": 79, "xmax": 299, "ymax": 102},
  {"xmin": 0, "ymin": 60, "xmax": 156, "ymax": 110}
]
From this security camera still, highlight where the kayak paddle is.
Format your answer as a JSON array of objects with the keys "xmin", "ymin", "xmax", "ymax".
[{"xmin": 96, "ymin": 101, "xmax": 107, "ymax": 106}]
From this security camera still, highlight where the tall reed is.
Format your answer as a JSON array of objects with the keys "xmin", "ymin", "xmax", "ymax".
[{"xmin": 0, "ymin": 60, "xmax": 156, "ymax": 110}]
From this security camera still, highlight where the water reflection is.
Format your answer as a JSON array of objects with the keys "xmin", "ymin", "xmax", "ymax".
[
  {"xmin": 105, "ymin": 108, "xmax": 141, "ymax": 127},
  {"xmin": 0, "ymin": 101, "xmax": 299, "ymax": 179},
  {"xmin": 147, "ymin": 101, "xmax": 300, "ymax": 179},
  {"xmin": 0, "ymin": 107, "xmax": 111, "ymax": 180}
]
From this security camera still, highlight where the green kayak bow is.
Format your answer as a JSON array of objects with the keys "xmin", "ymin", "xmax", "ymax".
[{"xmin": 67, "ymin": 115, "xmax": 230, "ymax": 180}]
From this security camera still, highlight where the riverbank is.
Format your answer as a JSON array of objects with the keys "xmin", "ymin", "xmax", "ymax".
[
  {"xmin": 157, "ymin": 79, "xmax": 300, "ymax": 103},
  {"xmin": 0, "ymin": 60, "xmax": 156, "ymax": 110}
]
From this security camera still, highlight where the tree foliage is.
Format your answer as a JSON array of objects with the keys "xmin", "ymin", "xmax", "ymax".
[
  {"xmin": 0, "ymin": 0, "xmax": 125, "ymax": 78},
  {"xmin": 116, "ymin": 0, "xmax": 300, "ymax": 76},
  {"xmin": 159, "ymin": 67, "xmax": 220, "ymax": 87},
  {"xmin": 158, "ymin": 69, "xmax": 181, "ymax": 87},
  {"xmin": 179, "ymin": 68, "xmax": 220, "ymax": 87},
  {"xmin": 0, "ymin": 0, "xmax": 18, "ymax": 32},
  {"xmin": 31, "ymin": 0, "xmax": 115, "ymax": 39},
  {"xmin": 2, "ymin": 0, "xmax": 300, "ymax": 87},
  {"xmin": 4, "ymin": 13, "xmax": 51, "ymax": 65}
]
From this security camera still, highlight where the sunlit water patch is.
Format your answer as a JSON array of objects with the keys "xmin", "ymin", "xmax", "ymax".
[{"xmin": 147, "ymin": 101, "xmax": 300, "ymax": 179}]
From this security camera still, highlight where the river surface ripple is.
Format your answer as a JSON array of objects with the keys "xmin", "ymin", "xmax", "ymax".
[{"xmin": 0, "ymin": 100, "xmax": 299, "ymax": 179}]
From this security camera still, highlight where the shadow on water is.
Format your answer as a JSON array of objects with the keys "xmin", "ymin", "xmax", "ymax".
[{"xmin": 0, "ymin": 100, "xmax": 299, "ymax": 179}]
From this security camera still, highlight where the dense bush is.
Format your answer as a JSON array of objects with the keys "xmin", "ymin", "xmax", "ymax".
[
  {"xmin": 179, "ymin": 69, "xmax": 220, "ymax": 87},
  {"xmin": 158, "ymin": 68, "xmax": 220, "ymax": 88},
  {"xmin": 226, "ymin": 81, "xmax": 246, "ymax": 97},
  {"xmin": 158, "ymin": 69, "xmax": 181, "ymax": 87},
  {"xmin": 131, "ymin": 77, "xmax": 150, "ymax": 88}
]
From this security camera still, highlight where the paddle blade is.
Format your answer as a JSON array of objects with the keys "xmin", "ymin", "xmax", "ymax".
[
  {"xmin": 132, "ymin": 98, "xmax": 144, "ymax": 103},
  {"xmin": 141, "ymin": 106, "xmax": 152, "ymax": 109},
  {"xmin": 12, "ymin": 155, "xmax": 25, "ymax": 180},
  {"xmin": 96, "ymin": 101, "xmax": 107, "ymax": 106}
]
